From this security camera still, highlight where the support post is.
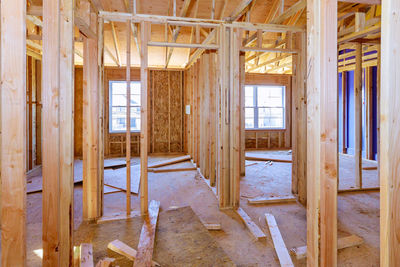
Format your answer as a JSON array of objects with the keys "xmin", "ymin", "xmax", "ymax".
[
  {"xmin": 354, "ymin": 43, "xmax": 362, "ymax": 188},
  {"xmin": 140, "ymin": 21, "xmax": 149, "ymax": 215},
  {"xmin": 0, "ymin": 0, "xmax": 26, "ymax": 265},
  {"xmin": 291, "ymin": 31, "xmax": 307, "ymax": 205},
  {"xmin": 306, "ymin": 0, "xmax": 338, "ymax": 265},
  {"xmin": 380, "ymin": 0, "xmax": 400, "ymax": 265},
  {"xmin": 42, "ymin": 0, "xmax": 75, "ymax": 264},
  {"xmin": 83, "ymin": 12, "xmax": 102, "ymax": 221},
  {"xmin": 126, "ymin": 20, "xmax": 132, "ymax": 215}
]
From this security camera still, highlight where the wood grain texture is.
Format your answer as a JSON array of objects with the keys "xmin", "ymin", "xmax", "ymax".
[
  {"xmin": 380, "ymin": 0, "xmax": 400, "ymax": 265},
  {"xmin": 133, "ymin": 200, "xmax": 160, "ymax": 267},
  {"xmin": 107, "ymin": 239, "xmax": 160, "ymax": 266},
  {"xmin": 354, "ymin": 43, "xmax": 362, "ymax": 188},
  {"xmin": 306, "ymin": 0, "xmax": 338, "ymax": 265},
  {"xmin": 0, "ymin": 0, "xmax": 27, "ymax": 265},
  {"xmin": 265, "ymin": 214, "xmax": 294, "ymax": 267},
  {"xmin": 236, "ymin": 207, "xmax": 266, "ymax": 241}
]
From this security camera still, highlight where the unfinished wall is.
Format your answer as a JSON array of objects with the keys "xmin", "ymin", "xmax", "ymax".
[
  {"xmin": 244, "ymin": 73, "xmax": 292, "ymax": 150},
  {"xmin": 74, "ymin": 67, "xmax": 184, "ymax": 158}
]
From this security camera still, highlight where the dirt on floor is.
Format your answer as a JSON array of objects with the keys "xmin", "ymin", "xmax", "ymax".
[{"xmin": 24, "ymin": 151, "xmax": 379, "ymax": 266}]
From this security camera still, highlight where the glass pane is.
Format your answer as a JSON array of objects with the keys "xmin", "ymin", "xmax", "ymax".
[
  {"xmin": 111, "ymin": 107, "xmax": 127, "ymax": 132},
  {"xmin": 130, "ymin": 107, "xmax": 141, "ymax": 131},
  {"xmin": 111, "ymin": 82, "xmax": 126, "ymax": 94},
  {"xmin": 112, "ymin": 94, "xmax": 128, "ymax": 106},
  {"xmin": 131, "ymin": 82, "xmax": 141, "ymax": 95},
  {"xmin": 245, "ymin": 86, "xmax": 254, "ymax": 107},
  {"xmin": 245, "ymin": 107, "xmax": 254, "ymax": 128},
  {"xmin": 258, "ymin": 107, "xmax": 284, "ymax": 128},
  {"xmin": 131, "ymin": 94, "xmax": 140, "ymax": 106},
  {"xmin": 257, "ymin": 86, "xmax": 284, "ymax": 107}
]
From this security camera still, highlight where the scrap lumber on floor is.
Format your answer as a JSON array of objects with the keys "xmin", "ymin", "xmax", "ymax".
[
  {"xmin": 96, "ymin": 211, "xmax": 141, "ymax": 224},
  {"xmin": 133, "ymin": 200, "xmax": 161, "ymax": 267},
  {"xmin": 107, "ymin": 240, "xmax": 160, "ymax": 266},
  {"xmin": 104, "ymin": 164, "xmax": 140, "ymax": 194},
  {"xmin": 265, "ymin": 213, "xmax": 294, "ymax": 267},
  {"xmin": 236, "ymin": 207, "xmax": 266, "ymax": 241},
  {"xmin": 80, "ymin": 243, "xmax": 94, "ymax": 267},
  {"xmin": 248, "ymin": 195, "xmax": 296, "ymax": 205},
  {"xmin": 95, "ymin": 258, "xmax": 115, "ymax": 267},
  {"xmin": 290, "ymin": 234, "xmax": 364, "ymax": 260},
  {"xmin": 245, "ymin": 155, "xmax": 292, "ymax": 163},
  {"xmin": 147, "ymin": 155, "xmax": 191, "ymax": 168},
  {"xmin": 148, "ymin": 166, "xmax": 197, "ymax": 173}
]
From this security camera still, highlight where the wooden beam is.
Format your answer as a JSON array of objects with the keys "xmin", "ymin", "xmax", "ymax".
[
  {"xmin": 339, "ymin": 0, "xmax": 380, "ymax": 4},
  {"xmin": 354, "ymin": 43, "xmax": 363, "ymax": 188},
  {"xmin": 226, "ymin": 0, "xmax": 254, "ymax": 21},
  {"xmin": 133, "ymin": 200, "xmax": 160, "ymax": 267},
  {"xmin": 270, "ymin": 0, "xmax": 306, "ymax": 24},
  {"xmin": 306, "ymin": 0, "xmax": 338, "ymax": 265},
  {"xmin": 0, "ymin": 0, "xmax": 26, "ymax": 265},
  {"xmin": 42, "ymin": 0, "xmax": 75, "ymax": 265},
  {"xmin": 110, "ymin": 22, "xmax": 122, "ymax": 66},
  {"xmin": 291, "ymin": 31, "xmax": 307, "ymax": 205},
  {"xmin": 380, "ymin": 0, "xmax": 400, "ymax": 265},
  {"xmin": 148, "ymin": 155, "xmax": 191, "ymax": 168},
  {"xmin": 83, "ymin": 12, "xmax": 102, "ymax": 221},
  {"xmin": 265, "ymin": 214, "xmax": 294, "ymax": 267},
  {"xmin": 164, "ymin": 0, "xmax": 192, "ymax": 67},
  {"xmin": 140, "ymin": 21, "xmax": 150, "ymax": 215},
  {"xmin": 126, "ymin": 20, "xmax": 132, "ymax": 215},
  {"xmin": 248, "ymin": 196, "xmax": 296, "ymax": 204}
]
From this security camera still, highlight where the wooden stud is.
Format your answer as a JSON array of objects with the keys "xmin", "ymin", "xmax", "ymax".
[
  {"xmin": 126, "ymin": 20, "xmax": 132, "ymax": 215},
  {"xmin": 80, "ymin": 243, "xmax": 94, "ymax": 267},
  {"xmin": 107, "ymin": 240, "xmax": 160, "ymax": 266},
  {"xmin": 236, "ymin": 207, "xmax": 266, "ymax": 241},
  {"xmin": 291, "ymin": 31, "xmax": 307, "ymax": 205},
  {"xmin": 42, "ymin": 0, "xmax": 75, "ymax": 265},
  {"xmin": 83, "ymin": 12, "xmax": 102, "ymax": 221},
  {"xmin": 380, "ymin": 0, "xmax": 400, "ymax": 265},
  {"xmin": 0, "ymin": 0, "xmax": 26, "ymax": 265},
  {"xmin": 354, "ymin": 43, "xmax": 362, "ymax": 189},
  {"xmin": 306, "ymin": 0, "xmax": 338, "ymax": 265},
  {"xmin": 239, "ymin": 51, "xmax": 246, "ymax": 177},
  {"xmin": 140, "ymin": 21, "xmax": 150, "ymax": 215},
  {"xmin": 98, "ymin": 17, "xmax": 105, "ymax": 225}
]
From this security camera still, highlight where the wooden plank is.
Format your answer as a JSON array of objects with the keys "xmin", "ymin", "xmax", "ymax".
[
  {"xmin": 339, "ymin": 0, "xmax": 380, "ymax": 4},
  {"xmin": 42, "ymin": 0, "xmax": 75, "ymax": 265},
  {"xmin": 245, "ymin": 156, "xmax": 292, "ymax": 163},
  {"xmin": 98, "ymin": 17, "xmax": 105, "ymax": 221},
  {"xmin": 126, "ymin": 19, "xmax": 132, "ymax": 215},
  {"xmin": 265, "ymin": 214, "xmax": 294, "ymax": 267},
  {"xmin": 354, "ymin": 42, "xmax": 363, "ymax": 189},
  {"xmin": 140, "ymin": 21, "xmax": 150, "ymax": 215},
  {"xmin": 0, "ymin": 0, "xmax": 26, "ymax": 264},
  {"xmin": 226, "ymin": 0, "xmax": 254, "ymax": 21},
  {"xmin": 107, "ymin": 240, "xmax": 160, "ymax": 266},
  {"xmin": 95, "ymin": 258, "xmax": 115, "ymax": 267},
  {"xmin": 202, "ymin": 223, "xmax": 222, "ymax": 231},
  {"xmin": 148, "ymin": 166, "xmax": 197, "ymax": 173},
  {"xmin": 291, "ymin": 235, "xmax": 364, "ymax": 260},
  {"xmin": 306, "ymin": 0, "xmax": 338, "ymax": 265},
  {"xmin": 80, "ymin": 243, "xmax": 94, "ymax": 267},
  {"xmin": 96, "ymin": 210, "xmax": 141, "ymax": 224},
  {"xmin": 236, "ymin": 207, "xmax": 266, "ymax": 241},
  {"xmin": 83, "ymin": 12, "xmax": 102, "ymax": 221},
  {"xmin": 380, "ymin": 0, "xmax": 400, "ymax": 265},
  {"xmin": 148, "ymin": 155, "xmax": 191, "ymax": 168},
  {"xmin": 133, "ymin": 200, "xmax": 161, "ymax": 267},
  {"xmin": 248, "ymin": 196, "xmax": 296, "ymax": 204}
]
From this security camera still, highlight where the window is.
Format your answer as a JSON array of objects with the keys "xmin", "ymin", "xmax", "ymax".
[
  {"xmin": 109, "ymin": 81, "xmax": 141, "ymax": 132},
  {"xmin": 245, "ymin": 85, "xmax": 285, "ymax": 129}
]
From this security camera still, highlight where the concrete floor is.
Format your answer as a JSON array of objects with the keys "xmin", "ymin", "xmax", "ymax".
[{"xmin": 24, "ymin": 151, "xmax": 379, "ymax": 266}]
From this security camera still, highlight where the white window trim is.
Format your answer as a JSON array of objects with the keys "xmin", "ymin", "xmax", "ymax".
[
  {"xmin": 245, "ymin": 84, "xmax": 286, "ymax": 130},
  {"xmin": 109, "ymin": 80, "xmax": 141, "ymax": 133}
]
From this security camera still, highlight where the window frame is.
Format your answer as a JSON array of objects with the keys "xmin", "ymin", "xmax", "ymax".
[
  {"xmin": 244, "ymin": 84, "xmax": 286, "ymax": 130},
  {"xmin": 109, "ymin": 80, "xmax": 141, "ymax": 133}
]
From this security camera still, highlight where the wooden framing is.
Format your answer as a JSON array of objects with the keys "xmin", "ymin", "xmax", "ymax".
[
  {"xmin": 354, "ymin": 43, "xmax": 363, "ymax": 188},
  {"xmin": 126, "ymin": 20, "xmax": 132, "ymax": 215},
  {"xmin": 140, "ymin": 21, "xmax": 150, "ymax": 215},
  {"xmin": 380, "ymin": 0, "xmax": 400, "ymax": 265},
  {"xmin": 41, "ymin": 0, "xmax": 75, "ymax": 264},
  {"xmin": 83, "ymin": 11, "xmax": 103, "ymax": 221},
  {"xmin": 306, "ymin": 0, "xmax": 338, "ymax": 265},
  {"xmin": 0, "ymin": 0, "xmax": 26, "ymax": 265},
  {"xmin": 291, "ymin": 31, "xmax": 307, "ymax": 205}
]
